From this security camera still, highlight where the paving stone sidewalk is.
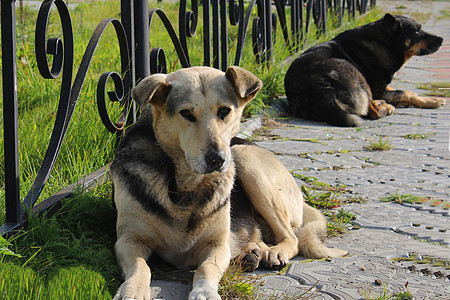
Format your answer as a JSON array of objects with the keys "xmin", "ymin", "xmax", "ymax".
[{"xmin": 151, "ymin": 0, "xmax": 449, "ymax": 299}]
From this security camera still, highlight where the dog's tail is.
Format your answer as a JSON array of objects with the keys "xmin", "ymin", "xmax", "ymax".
[
  {"xmin": 296, "ymin": 203, "xmax": 347, "ymax": 258},
  {"xmin": 327, "ymin": 108, "xmax": 363, "ymax": 127}
]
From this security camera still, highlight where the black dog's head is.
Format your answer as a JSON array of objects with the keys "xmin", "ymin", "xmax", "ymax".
[{"xmin": 382, "ymin": 13, "xmax": 443, "ymax": 61}]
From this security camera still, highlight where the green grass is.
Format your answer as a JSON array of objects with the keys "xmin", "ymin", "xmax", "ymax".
[
  {"xmin": 381, "ymin": 193, "xmax": 430, "ymax": 205},
  {"xmin": 296, "ymin": 175, "xmax": 362, "ymax": 235},
  {"xmin": 363, "ymin": 136, "xmax": 393, "ymax": 151},
  {"xmin": 417, "ymin": 82, "xmax": 450, "ymax": 98},
  {"xmin": 402, "ymin": 133, "xmax": 428, "ymax": 140},
  {"xmin": 381, "ymin": 192, "xmax": 449, "ymax": 210},
  {"xmin": 0, "ymin": 182, "xmax": 120, "ymax": 297},
  {"xmin": 362, "ymin": 284, "xmax": 413, "ymax": 300},
  {"xmin": 390, "ymin": 252, "xmax": 450, "ymax": 270}
]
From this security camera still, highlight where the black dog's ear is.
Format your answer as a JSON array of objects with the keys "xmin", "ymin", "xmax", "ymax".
[
  {"xmin": 225, "ymin": 66, "xmax": 263, "ymax": 103},
  {"xmin": 132, "ymin": 74, "xmax": 170, "ymax": 111},
  {"xmin": 382, "ymin": 13, "xmax": 400, "ymax": 35}
]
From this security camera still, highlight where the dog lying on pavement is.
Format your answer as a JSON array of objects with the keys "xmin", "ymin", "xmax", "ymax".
[
  {"xmin": 110, "ymin": 66, "xmax": 347, "ymax": 299},
  {"xmin": 284, "ymin": 13, "xmax": 444, "ymax": 127}
]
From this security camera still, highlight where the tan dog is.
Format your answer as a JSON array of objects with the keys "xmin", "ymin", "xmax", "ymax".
[{"xmin": 110, "ymin": 66, "xmax": 346, "ymax": 300}]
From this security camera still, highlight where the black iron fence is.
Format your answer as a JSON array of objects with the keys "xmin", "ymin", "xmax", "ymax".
[{"xmin": 1, "ymin": 0, "xmax": 373, "ymax": 234}]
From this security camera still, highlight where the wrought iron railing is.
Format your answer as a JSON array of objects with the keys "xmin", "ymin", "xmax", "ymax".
[{"xmin": 1, "ymin": 0, "xmax": 373, "ymax": 234}]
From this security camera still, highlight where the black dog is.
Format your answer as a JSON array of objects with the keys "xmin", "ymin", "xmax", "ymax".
[{"xmin": 284, "ymin": 14, "xmax": 444, "ymax": 127}]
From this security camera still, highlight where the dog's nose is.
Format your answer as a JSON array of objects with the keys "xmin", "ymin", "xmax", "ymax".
[{"xmin": 205, "ymin": 149, "xmax": 226, "ymax": 171}]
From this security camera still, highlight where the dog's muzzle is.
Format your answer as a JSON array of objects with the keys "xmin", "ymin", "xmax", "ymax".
[{"xmin": 205, "ymin": 148, "xmax": 227, "ymax": 173}]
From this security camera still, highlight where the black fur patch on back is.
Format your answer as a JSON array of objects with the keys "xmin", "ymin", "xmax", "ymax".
[
  {"xmin": 119, "ymin": 167, "xmax": 173, "ymax": 222},
  {"xmin": 111, "ymin": 116, "xmax": 175, "ymax": 222}
]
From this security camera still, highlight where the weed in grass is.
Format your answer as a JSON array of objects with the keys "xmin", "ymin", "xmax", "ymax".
[
  {"xmin": 391, "ymin": 252, "xmax": 450, "ymax": 270},
  {"xmin": 301, "ymin": 185, "xmax": 342, "ymax": 209},
  {"xmin": 0, "ymin": 235, "xmax": 23, "ymax": 262},
  {"xmin": 363, "ymin": 136, "xmax": 393, "ymax": 151},
  {"xmin": 361, "ymin": 283, "xmax": 413, "ymax": 300},
  {"xmin": 417, "ymin": 82, "xmax": 450, "ymax": 98},
  {"xmin": 219, "ymin": 261, "xmax": 260, "ymax": 300},
  {"xmin": 325, "ymin": 209, "xmax": 357, "ymax": 236},
  {"xmin": 402, "ymin": 133, "xmax": 428, "ymax": 140},
  {"xmin": 381, "ymin": 192, "xmax": 430, "ymax": 205}
]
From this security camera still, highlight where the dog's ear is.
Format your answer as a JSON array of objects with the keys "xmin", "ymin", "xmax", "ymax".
[
  {"xmin": 225, "ymin": 66, "xmax": 263, "ymax": 103},
  {"xmin": 382, "ymin": 13, "xmax": 400, "ymax": 35},
  {"xmin": 132, "ymin": 74, "xmax": 170, "ymax": 111}
]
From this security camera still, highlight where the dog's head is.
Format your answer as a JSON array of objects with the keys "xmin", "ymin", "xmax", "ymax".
[
  {"xmin": 382, "ymin": 13, "xmax": 443, "ymax": 62},
  {"xmin": 132, "ymin": 66, "xmax": 262, "ymax": 175}
]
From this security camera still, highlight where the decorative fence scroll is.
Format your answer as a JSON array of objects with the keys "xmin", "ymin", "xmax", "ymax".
[{"xmin": 1, "ymin": 0, "xmax": 373, "ymax": 234}]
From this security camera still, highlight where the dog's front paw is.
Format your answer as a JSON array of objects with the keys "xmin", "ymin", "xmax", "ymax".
[
  {"xmin": 113, "ymin": 277, "xmax": 151, "ymax": 300},
  {"xmin": 189, "ymin": 279, "xmax": 221, "ymax": 300},
  {"xmin": 260, "ymin": 246, "xmax": 288, "ymax": 270},
  {"xmin": 373, "ymin": 100, "xmax": 395, "ymax": 117}
]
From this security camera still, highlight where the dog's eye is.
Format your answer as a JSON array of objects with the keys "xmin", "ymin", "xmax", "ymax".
[
  {"xmin": 180, "ymin": 110, "xmax": 196, "ymax": 122},
  {"xmin": 415, "ymin": 25, "xmax": 421, "ymax": 34},
  {"xmin": 218, "ymin": 107, "xmax": 231, "ymax": 120}
]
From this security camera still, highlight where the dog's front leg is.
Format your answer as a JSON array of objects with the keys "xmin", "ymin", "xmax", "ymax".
[
  {"xmin": 382, "ymin": 87, "xmax": 445, "ymax": 108},
  {"xmin": 189, "ymin": 235, "xmax": 231, "ymax": 300},
  {"xmin": 114, "ymin": 235, "xmax": 153, "ymax": 300}
]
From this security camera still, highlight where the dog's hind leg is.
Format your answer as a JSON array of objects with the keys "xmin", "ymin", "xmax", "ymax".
[
  {"xmin": 113, "ymin": 235, "xmax": 153, "ymax": 300},
  {"xmin": 233, "ymin": 144, "xmax": 347, "ymax": 268},
  {"xmin": 233, "ymin": 145, "xmax": 302, "ymax": 269},
  {"xmin": 382, "ymin": 87, "xmax": 445, "ymax": 108}
]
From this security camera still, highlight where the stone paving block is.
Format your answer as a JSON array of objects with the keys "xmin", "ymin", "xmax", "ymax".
[
  {"xmin": 344, "ymin": 202, "xmax": 448, "ymax": 230},
  {"xmin": 271, "ymin": 127, "xmax": 344, "ymax": 141},
  {"xmin": 256, "ymin": 140, "xmax": 337, "ymax": 155},
  {"xmin": 276, "ymin": 154, "xmax": 332, "ymax": 172},
  {"xmin": 287, "ymin": 255, "xmax": 449, "ymax": 299},
  {"xmin": 329, "ymin": 227, "xmax": 450, "ymax": 260},
  {"xmin": 255, "ymin": 275, "xmax": 335, "ymax": 299},
  {"xmin": 308, "ymin": 152, "xmax": 365, "ymax": 170},
  {"xmin": 396, "ymin": 224, "xmax": 449, "ymax": 246},
  {"xmin": 150, "ymin": 280, "xmax": 190, "ymax": 300}
]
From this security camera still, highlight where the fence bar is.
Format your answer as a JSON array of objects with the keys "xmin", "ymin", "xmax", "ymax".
[
  {"xmin": 264, "ymin": 0, "xmax": 273, "ymax": 63},
  {"xmin": 1, "ymin": 0, "xmax": 21, "ymax": 224},
  {"xmin": 121, "ymin": 0, "xmax": 137, "ymax": 124},
  {"xmin": 134, "ymin": 0, "xmax": 150, "ymax": 82},
  {"xmin": 220, "ymin": 0, "xmax": 228, "ymax": 71},
  {"xmin": 203, "ymin": 0, "xmax": 211, "ymax": 66},
  {"xmin": 212, "ymin": 0, "xmax": 220, "ymax": 68}
]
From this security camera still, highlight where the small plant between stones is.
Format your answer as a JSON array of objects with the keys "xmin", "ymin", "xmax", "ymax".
[
  {"xmin": 363, "ymin": 136, "xmax": 393, "ymax": 151},
  {"xmin": 402, "ymin": 133, "xmax": 428, "ymax": 140},
  {"xmin": 294, "ymin": 174, "xmax": 362, "ymax": 235}
]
